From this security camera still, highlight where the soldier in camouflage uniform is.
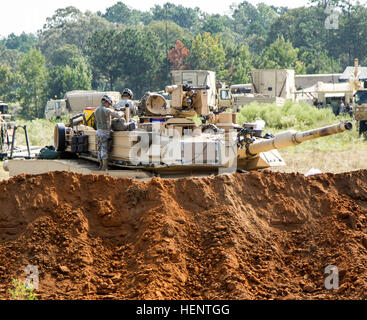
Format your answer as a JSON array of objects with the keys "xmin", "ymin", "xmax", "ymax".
[
  {"xmin": 94, "ymin": 95, "xmax": 124, "ymax": 171},
  {"xmin": 113, "ymin": 88, "xmax": 138, "ymax": 131},
  {"xmin": 115, "ymin": 88, "xmax": 136, "ymax": 114}
]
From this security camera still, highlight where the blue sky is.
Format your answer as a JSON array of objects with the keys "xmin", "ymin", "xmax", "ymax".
[{"xmin": 0, "ymin": 0, "xmax": 310, "ymax": 37}]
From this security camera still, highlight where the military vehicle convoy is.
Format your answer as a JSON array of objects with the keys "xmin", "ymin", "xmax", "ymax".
[
  {"xmin": 4, "ymin": 83, "xmax": 352, "ymax": 178},
  {"xmin": 171, "ymin": 69, "xmax": 292, "ymax": 112}
]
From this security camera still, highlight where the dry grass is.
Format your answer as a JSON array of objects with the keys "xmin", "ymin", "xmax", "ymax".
[{"xmin": 272, "ymin": 146, "xmax": 367, "ymax": 174}]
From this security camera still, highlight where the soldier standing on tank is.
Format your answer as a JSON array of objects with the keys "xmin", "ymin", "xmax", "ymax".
[
  {"xmin": 94, "ymin": 95, "xmax": 124, "ymax": 171},
  {"xmin": 115, "ymin": 88, "xmax": 136, "ymax": 113}
]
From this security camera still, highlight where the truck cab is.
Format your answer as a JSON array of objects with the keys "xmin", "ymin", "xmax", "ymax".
[
  {"xmin": 217, "ymin": 87, "xmax": 233, "ymax": 109},
  {"xmin": 44, "ymin": 99, "xmax": 67, "ymax": 120}
]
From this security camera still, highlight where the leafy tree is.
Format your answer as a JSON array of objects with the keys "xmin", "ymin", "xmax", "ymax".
[
  {"xmin": 42, "ymin": 6, "xmax": 82, "ymax": 29},
  {"xmin": 17, "ymin": 49, "xmax": 47, "ymax": 118},
  {"xmin": 188, "ymin": 33, "xmax": 227, "ymax": 80},
  {"xmin": 38, "ymin": 7, "xmax": 113, "ymax": 60},
  {"xmin": 86, "ymin": 29, "xmax": 124, "ymax": 91},
  {"xmin": 151, "ymin": 3, "xmax": 202, "ymax": 31},
  {"xmin": 0, "ymin": 65, "xmax": 17, "ymax": 102},
  {"xmin": 61, "ymin": 62, "xmax": 92, "ymax": 94},
  {"xmin": 261, "ymin": 36, "xmax": 306, "ymax": 74},
  {"xmin": 47, "ymin": 56, "xmax": 92, "ymax": 99},
  {"xmin": 267, "ymin": 7, "xmax": 327, "ymax": 53},
  {"xmin": 116, "ymin": 29, "xmax": 166, "ymax": 96},
  {"xmin": 101, "ymin": 1, "xmax": 152, "ymax": 25},
  {"xmin": 46, "ymin": 44, "xmax": 92, "ymax": 99},
  {"xmin": 0, "ymin": 44, "xmax": 23, "ymax": 70},
  {"xmin": 144, "ymin": 21, "xmax": 193, "ymax": 50},
  {"xmin": 200, "ymin": 15, "xmax": 226, "ymax": 34},
  {"xmin": 168, "ymin": 40, "xmax": 189, "ymax": 70},
  {"xmin": 231, "ymin": 2, "xmax": 277, "ymax": 41},
  {"xmin": 1, "ymin": 32, "xmax": 37, "ymax": 53},
  {"xmin": 225, "ymin": 44, "xmax": 253, "ymax": 84},
  {"xmin": 87, "ymin": 28, "xmax": 165, "ymax": 96},
  {"xmin": 49, "ymin": 44, "xmax": 82, "ymax": 67},
  {"xmin": 332, "ymin": 4, "xmax": 367, "ymax": 66},
  {"xmin": 299, "ymin": 47, "xmax": 341, "ymax": 74}
]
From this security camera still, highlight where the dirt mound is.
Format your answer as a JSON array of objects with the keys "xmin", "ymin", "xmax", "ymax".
[{"xmin": 0, "ymin": 170, "xmax": 367, "ymax": 300}]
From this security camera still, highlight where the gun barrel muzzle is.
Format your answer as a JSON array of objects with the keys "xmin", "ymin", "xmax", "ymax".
[{"xmin": 247, "ymin": 121, "xmax": 353, "ymax": 156}]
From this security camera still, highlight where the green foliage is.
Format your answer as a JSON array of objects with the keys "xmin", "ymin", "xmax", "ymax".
[
  {"xmin": 237, "ymin": 100, "xmax": 338, "ymax": 129},
  {"xmin": 17, "ymin": 49, "xmax": 47, "ymax": 118},
  {"xmin": 151, "ymin": 3, "xmax": 202, "ymax": 31},
  {"xmin": 49, "ymin": 44, "xmax": 82, "ymax": 67},
  {"xmin": 261, "ymin": 36, "xmax": 306, "ymax": 74},
  {"xmin": 232, "ymin": 1, "xmax": 278, "ymax": 54},
  {"xmin": 8, "ymin": 279, "xmax": 38, "ymax": 300},
  {"xmin": 267, "ymin": 6, "xmax": 327, "ymax": 51},
  {"xmin": 0, "ymin": 65, "xmax": 17, "ymax": 102},
  {"xmin": 87, "ymin": 29, "xmax": 124, "ymax": 91},
  {"xmin": 47, "ymin": 51, "xmax": 92, "ymax": 99},
  {"xmin": 87, "ymin": 28, "xmax": 165, "ymax": 96},
  {"xmin": 4, "ymin": 1, "xmax": 367, "ymax": 121},
  {"xmin": 200, "ymin": 15, "xmax": 227, "ymax": 34},
  {"xmin": 117, "ymin": 28, "xmax": 166, "ymax": 96},
  {"xmin": 188, "ymin": 33, "xmax": 227, "ymax": 80},
  {"xmin": 144, "ymin": 21, "xmax": 193, "ymax": 50},
  {"xmin": 299, "ymin": 47, "xmax": 342, "ymax": 74},
  {"xmin": 46, "ymin": 45, "xmax": 92, "ymax": 99},
  {"xmin": 14, "ymin": 117, "xmax": 65, "ymax": 147},
  {"xmin": 38, "ymin": 7, "xmax": 113, "ymax": 60},
  {"xmin": 1, "ymin": 32, "xmax": 37, "ymax": 53},
  {"xmin": 0, "ymin": 44, "xmax": 23, "ymax": 71},
  {"xmin": 225, "ymin": 44, "xmax": 253, "ymax": 84},
  {"xmin": 101, "ymin": 1, "xmax": 152, "ymax": 25}
]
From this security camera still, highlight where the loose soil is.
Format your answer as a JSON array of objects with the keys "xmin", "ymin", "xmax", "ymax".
[{"xmin": 1, "ymin": 170, "xmax": 367, "ymax": 300}]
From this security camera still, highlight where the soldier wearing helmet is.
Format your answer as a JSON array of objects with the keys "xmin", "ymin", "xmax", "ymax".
[
  {"xmin": 94, "ymin": 94, "xmax": 124, "ymax": 171},
  {"xmin": 115, "ymin": 88, "xmax": 137, "ymax": 115}
]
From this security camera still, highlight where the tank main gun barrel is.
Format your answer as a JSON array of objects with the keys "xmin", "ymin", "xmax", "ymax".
[{"xmin": 247, "ymin": 121, "xmax": 352, "ymax": 156}]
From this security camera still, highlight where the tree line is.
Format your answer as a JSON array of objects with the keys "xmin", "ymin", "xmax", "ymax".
[{"xmin": 0, "ymin": 0, "xmax": 364, "ymax": 118}]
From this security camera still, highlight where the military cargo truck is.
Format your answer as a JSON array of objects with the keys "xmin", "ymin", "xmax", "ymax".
[{"xmin": 44, "ymin": 91, "xmax": 121, "ymax": 119}]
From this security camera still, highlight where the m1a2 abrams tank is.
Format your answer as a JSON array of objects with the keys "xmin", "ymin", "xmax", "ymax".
[
  {"xmin": 48, "ymin": 83, "xmax": 352, "ymax": 177},
  {"xmin": 4, "ymin": 84, "xmax": 352, "ymax": 178}
]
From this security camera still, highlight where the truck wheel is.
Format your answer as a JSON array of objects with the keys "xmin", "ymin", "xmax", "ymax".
[{"xmin": 54, "ymin": 123, "xmax": 66, "ymax": 152}]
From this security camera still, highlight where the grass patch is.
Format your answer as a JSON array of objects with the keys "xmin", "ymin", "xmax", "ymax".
[
  {"xmin": 238, "ymin": 100, "xmax": 338, "ymax": 129},
  {"xmin": 237, "ymin": 101, "xmax": 363, "ymax": 152},
  {"xmin": 12, "ymin": 116, "xmax": 69, "ymax": 148},
  {"xmin": 8, "ymin": 279, "xmax": 37, "ymax": 300}
]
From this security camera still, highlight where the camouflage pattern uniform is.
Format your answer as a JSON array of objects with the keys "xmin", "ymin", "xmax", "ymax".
[{"xmin": 94, "ymin": 105, "xmax": 123, "ymax": 160}]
